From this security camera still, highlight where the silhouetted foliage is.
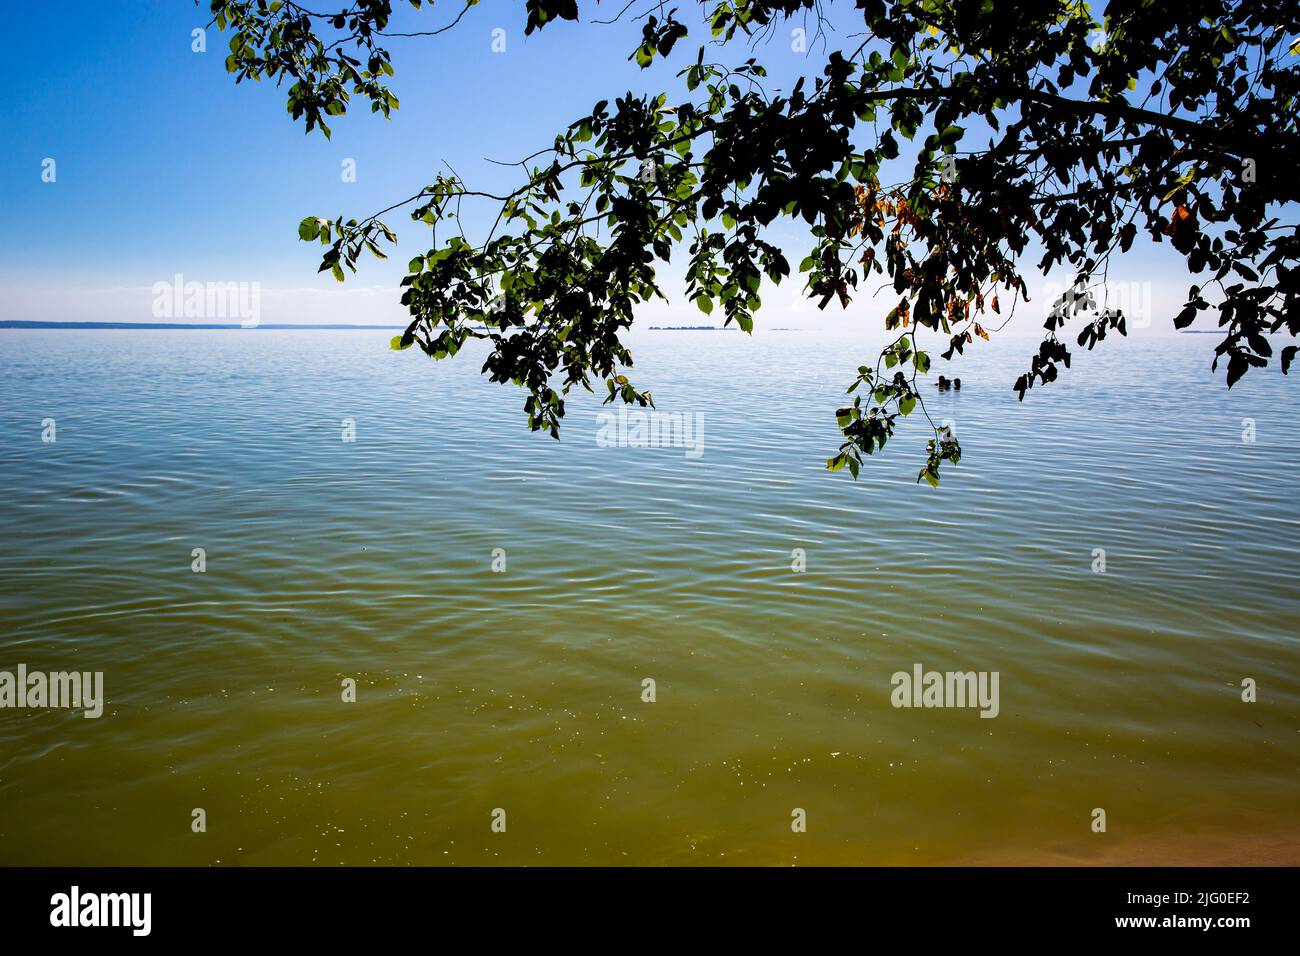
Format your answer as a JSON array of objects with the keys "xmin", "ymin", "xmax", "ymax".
[{"xmin": 208, "ymin": 0, "xmax": 1300, "ymax": 484}]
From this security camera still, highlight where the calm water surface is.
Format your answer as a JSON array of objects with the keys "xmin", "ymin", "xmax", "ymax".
[{"xmin": 1, "ymin": 328, "xmax": 1297, "ymax": 864}]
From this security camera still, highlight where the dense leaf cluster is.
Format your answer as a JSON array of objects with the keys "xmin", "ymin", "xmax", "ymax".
[{"xmin": 209, "ymin": 0, "xmax": 1300, "ymax": 483}]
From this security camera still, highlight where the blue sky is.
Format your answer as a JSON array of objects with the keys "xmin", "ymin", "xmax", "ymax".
[
  {"xmin": 0, "ymin": 0, "xmax": 1190, "ymax": 331},
  {"xmin": 2, "ymin": 2, "xmax": 666, "ymax": 286}
]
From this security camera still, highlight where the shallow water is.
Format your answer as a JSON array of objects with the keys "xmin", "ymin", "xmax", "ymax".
[{"xmin": 0, "ymin": 328, "xmax": 1296, "ymax": 865}]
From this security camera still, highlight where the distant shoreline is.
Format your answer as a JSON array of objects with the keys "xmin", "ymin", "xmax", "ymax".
[
  {"xmin": 2, "ymin": 321, "xmax": 771, "ymax": 332},
  {"xmin": 0, "ymin": 321, "xmax": 406, "ymax": 330},
  {"xmin": 1, "ymin": 320, "xmax": 1220, "ymax": 333}
]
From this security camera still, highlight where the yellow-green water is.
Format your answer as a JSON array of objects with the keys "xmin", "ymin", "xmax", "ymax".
[{"xmin": 1, "ymin": 329, "xmax": 1296, "ymax": 864}]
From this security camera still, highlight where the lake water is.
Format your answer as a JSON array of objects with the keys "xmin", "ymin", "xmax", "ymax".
[{"xmin": 1, "ymin": 328, "xmax": 1296, "ymax": 865}]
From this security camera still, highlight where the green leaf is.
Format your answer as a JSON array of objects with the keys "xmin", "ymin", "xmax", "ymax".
[{"xmin": 938, "ymin": 124, "xmax": 964, "ymax": 145}]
